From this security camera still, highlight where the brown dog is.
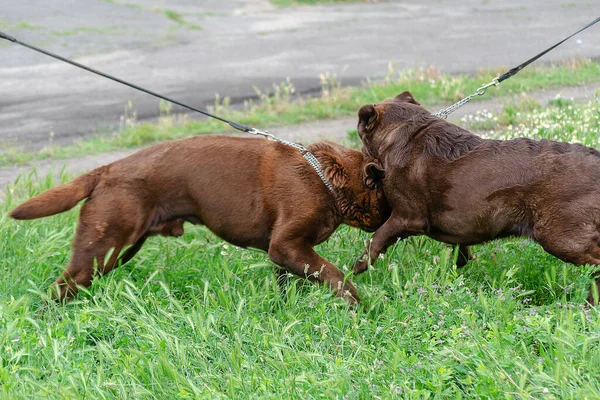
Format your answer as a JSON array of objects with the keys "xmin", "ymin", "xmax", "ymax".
[
  {"xmin": 353, "ymin": 91, "xmax": 600, "ymax": 304},
  {"xmin": 10, "ymin": 136, "xmax": 389, "ymax": 304}
]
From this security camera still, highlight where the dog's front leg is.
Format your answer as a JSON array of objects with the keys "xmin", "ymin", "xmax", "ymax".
[
  {"xmin": 353, "ymin": 214, "xmax": 423, "ymax": 274},
  {"xmin": 268, "ymin": 239, "xmax": 360, "ymax": 304}
]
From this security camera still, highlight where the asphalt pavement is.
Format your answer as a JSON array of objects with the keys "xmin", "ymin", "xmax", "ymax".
[{"xmin": 1, "ymin": 0, "xmax": 599, "ymax": 150}]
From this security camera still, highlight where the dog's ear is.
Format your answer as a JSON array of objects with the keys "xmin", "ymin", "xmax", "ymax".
[
  {"xmin": 394, "ymin": 91, "xmax": 420, "ymax": 105},
  {"xmin": 320, "ymin": 155, "xmax": 348, "ymax": 189},
  {"xmin": 363, "ymin": 159, "xmax": 385, "ymax": 189},
  {"xmin": 358, "ymin": 104, "xmax": 381, "ymax": 135}
]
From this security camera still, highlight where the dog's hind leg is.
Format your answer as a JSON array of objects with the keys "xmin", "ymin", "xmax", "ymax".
[
  {"xmin": 573, "ymin": 250, "xmax": 600, "ymax": 306},
  {"xmin": 535, "ymin": 224, "xmax": 600, "ymax": 306},
  {"xmin": 456, "ymin": 245, "xmax": 473, "ymax": 268},
  {"xmin": 588, "ymin": 270, "xmax": 600, "ymax": 306},
  {"xmin": 115, "ymin": 218, "xmax": 185, "ymax": 266},
  {"xmin": 52, "ymin": 234, "xmax": 129, "ymax": 301},
  {"xmin": 268, "ymin": 238, "xmax": 360, "ymax": 304},
  {"xmin": 51, "ymin": 196, "xmax": 148, "ymax": 301},
  {"xmin": 53, "ymin": 216, "xmax": 186, "ymax": 300},
  {"xmin": 117, "ymin": 236, "xmax": 148, "ymax": 266},
  {"xmin": 574, "ymin": 246, "xmax": 600, "ymax": 306}
]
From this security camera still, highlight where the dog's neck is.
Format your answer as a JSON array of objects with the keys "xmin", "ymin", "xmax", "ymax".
[{"xmin": 309, "ymin": 148, "xmax": 377, "ymax": 230}]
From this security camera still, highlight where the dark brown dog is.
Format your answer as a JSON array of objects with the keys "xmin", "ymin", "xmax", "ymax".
[
  {"xmin": 353, "ymin": 91, "xmax": 600, "ymax": 305},
  {"xmin": 10, "ymin": 136, "xmax": 389, "ymax": 304}
]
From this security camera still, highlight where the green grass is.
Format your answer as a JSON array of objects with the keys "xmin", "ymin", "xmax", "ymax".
[
  {"xmin": 1, "ymin": 97, "xmax": 600, "ymax": 398},
  {"xmin": 14, "ymin": 22, "xmax": 44, "ymax": 30},
  {"xmin": 158, "ymin": 9, "xmax": 202, "ymax": 31},
  {"xmin": 3, "ymin": 59, "xmax": 600, "ymax": 168},
  {"xmin": 460, "ymin": 92, "xmax": 600, "ymax": 145},
  {"xmin": 101, "ymin": 0, "xmax": 144, "ymax": 9},
  {"xmin": 270, "ymin": 0, "xmax": 365, "ymax": 6},
  {"xmin": 52, "ymin": 25, "xmax": 127, "ymax": 37},
  {"xmin": 0, "ymin": 20, "xmax": 44, "ymax": 31}
]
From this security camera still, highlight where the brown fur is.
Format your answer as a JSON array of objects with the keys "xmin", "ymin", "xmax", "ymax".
[
  {"xmin": 354, "ymin": 91, "xmax": 600, "ymax": 305},
  {"xmin": 10, "ymin": 136, "xmax": 390, "ymax": 304}
]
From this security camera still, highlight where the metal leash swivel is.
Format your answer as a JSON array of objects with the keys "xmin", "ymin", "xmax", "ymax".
[
  {"xmin": 246, "ymin": 127, "xmax": 275, "ymax": 140},
  {"xmin": 432, "ymin": 78, "xmax": 499, "ymax": 119},
  {"xmin": 0, "ymin": 30, "xmax": 336, "ymax": 193},
  {"xmin": 432, "ymin": 16, "xmax": 600, "ymax": 119}
]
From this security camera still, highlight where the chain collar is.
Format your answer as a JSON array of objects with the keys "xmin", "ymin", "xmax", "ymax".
[{"xmin": 247, "ymin": 128, "xmax": 334, "ymax": 192}]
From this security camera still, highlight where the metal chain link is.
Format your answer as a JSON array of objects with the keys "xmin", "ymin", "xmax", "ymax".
[
  {"xmin": 302, "ymin": 152, "xmax": 335, "ymax": 192},
  {"xmin": 251, "ymin": 76, "xmax": 500, "ymax": 191},
  {"xmin": 431, "ymin": 78, "xmax": 500, "ymax": 119},
  {"xmin": 247, "ymin": 128, "xmax": 334, "ymax": 192}
]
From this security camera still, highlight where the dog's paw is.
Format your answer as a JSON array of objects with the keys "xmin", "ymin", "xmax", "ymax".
[
  {"xmin": 353, "ymin": 256, "xmax": 369, "ymax": 275},
  {"xmin": 341, "ymin": 290, "xmax": 360, "ymax": 306}
]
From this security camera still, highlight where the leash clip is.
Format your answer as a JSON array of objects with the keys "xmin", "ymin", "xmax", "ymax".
[
  {"xmin": 475, "ymin": 78, "xmax": 500, "ymax": 96},
  {"xmin": 247, "ymin": 127, "xmax": 275, "ymax": 140}
]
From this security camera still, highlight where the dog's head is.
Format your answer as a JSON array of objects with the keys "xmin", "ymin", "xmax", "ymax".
[
  {"xmin": 308, "ymin": 141, "xmax": 390, "ymax": 232},
  {"xmin": 357, "ymin": 91, "xmax": 430, "ymax": 161}
]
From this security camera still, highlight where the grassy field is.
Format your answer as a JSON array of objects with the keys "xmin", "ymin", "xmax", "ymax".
[
  {"xmin": 2, "ymin": 59, "xmax": 599, "ymax": 167},
  {"xmin": 1, "ymin": 96, "xmax": 600, "ymax": 398}
]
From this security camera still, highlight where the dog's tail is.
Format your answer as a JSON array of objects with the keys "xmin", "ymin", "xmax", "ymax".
[{"xmin": 9, "ymin": 166, "xmax": 107, "ymax": 220}]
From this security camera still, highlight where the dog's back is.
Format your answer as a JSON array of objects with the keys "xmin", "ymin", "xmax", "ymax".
[{"xmin": 12, "ymin": 135, "xmax": 315, "ymax": 250}]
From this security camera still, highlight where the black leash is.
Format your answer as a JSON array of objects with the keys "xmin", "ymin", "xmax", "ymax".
[
  {"xmin": 0, "ymin": 30, "xmax": 336, "ymax": 192},
  {"xmin": 497, "ymin": 16, "xmax": 600, "ymax": 83},
  {"xmin": 0, "ymin": 30, "xmax": 259, "ymax": 134},
  {"xmin": 2, "ymin": 16, "xmax": 598, "ymax": 123},
  {"xmin": 433, "ymin": 16, "xmax": 600, "ymax": 119},
  {"xmin": 1, "ymin": 17, "xmax": 598, "ymax": 186}
]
